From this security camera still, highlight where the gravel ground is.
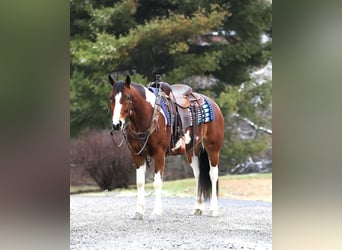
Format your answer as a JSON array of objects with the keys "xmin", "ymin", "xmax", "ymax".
[{"xmin": 70, "ymin": 193, "xmax": 272, "ymax": 250}]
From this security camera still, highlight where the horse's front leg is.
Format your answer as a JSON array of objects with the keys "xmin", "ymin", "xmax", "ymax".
[
  {"xmin": 152, "ymin": 170, "xmax": 163, "ymax": 215},
  {"xmin": 151, "ymin": 153, "xmax": 165, "ymax": 218},
  {"xmin": 132, "ymin": 161, "xmax": 146, "ymax": 220}
]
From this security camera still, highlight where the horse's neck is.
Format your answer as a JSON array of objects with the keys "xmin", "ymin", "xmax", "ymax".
[{"xmin": 130, "ymin": 84, "xmax": 155, "ymax": 131}]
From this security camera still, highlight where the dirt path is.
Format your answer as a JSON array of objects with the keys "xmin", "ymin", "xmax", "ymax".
[{"xmin": 70, "ymin": 194, "xmax": 272, "ymax": 249}]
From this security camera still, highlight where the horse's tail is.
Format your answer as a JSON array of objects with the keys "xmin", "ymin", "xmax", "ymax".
[{"xmin": 198, "ymin": 148, "xmax": 218, "ymax": 201}]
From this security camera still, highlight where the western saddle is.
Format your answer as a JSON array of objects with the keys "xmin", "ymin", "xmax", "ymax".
[{"xmin": 148, "ymin": 80, "xmax": 207, "ymax": 153}]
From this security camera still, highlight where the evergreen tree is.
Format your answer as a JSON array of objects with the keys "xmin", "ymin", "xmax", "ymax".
[{"xmin": 70, "ymin": 0, "xmax": 272, "ymax": 170}]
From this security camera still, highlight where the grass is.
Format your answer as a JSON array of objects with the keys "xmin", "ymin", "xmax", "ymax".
[
  {"xmin": 70, "ymin": 185, "xmax": 101, "ymax": 194},
  {"xmin": 71, "ymin": 173, "xmax": 272, "ymax": 201}
]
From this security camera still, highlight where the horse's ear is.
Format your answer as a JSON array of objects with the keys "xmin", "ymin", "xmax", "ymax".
[
  {"xmin": 108, "ymin": 74, "xmax": 115, "ymax": 86},
  {"xmin": 125, "ymin": 75, "xmax": 131, "ymax": 87}
]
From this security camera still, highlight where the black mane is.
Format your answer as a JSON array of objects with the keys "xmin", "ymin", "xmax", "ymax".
[
  {"xmin": 112, "ymin": 80, "xmax": 146, "ymax": 100},
  {"xmin": 133, "ymin": 83, "xmax": 146, "ymax": 97},
  {"xmin": 112, "ymin": 80, "xmax": 125, "ymax": 93}
]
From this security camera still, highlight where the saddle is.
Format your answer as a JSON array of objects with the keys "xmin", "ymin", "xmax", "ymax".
[
  {"xmin": 170, "ymin": 84, "xmax": 205, "ymax": 109},
  {"xmin": 168, "ymin": 84, "xmax": 206, "ymax": 134},
  {"xmin": 147, "ymin": 81, "xmax": 209, "ymax": 152}
]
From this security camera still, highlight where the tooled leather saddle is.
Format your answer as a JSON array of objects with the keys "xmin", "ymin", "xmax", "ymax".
[{"xmin": 147, "ymin": 81, "xmax": 214, "ymax": 151}]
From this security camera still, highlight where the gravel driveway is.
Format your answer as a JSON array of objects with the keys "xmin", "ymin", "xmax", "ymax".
[{"xmin": 70, "ymin": 193, "xmax": 272, "ymax": 250}]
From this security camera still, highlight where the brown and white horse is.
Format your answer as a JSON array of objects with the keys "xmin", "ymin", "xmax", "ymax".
[{"xmin": 108, "ymin": 75, "xmax": 224, "ymax": 219}]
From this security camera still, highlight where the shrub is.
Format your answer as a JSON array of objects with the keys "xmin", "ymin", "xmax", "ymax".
[{"xmin": 70, "ymin": 129, "xmax": 134, "ymax": 190}]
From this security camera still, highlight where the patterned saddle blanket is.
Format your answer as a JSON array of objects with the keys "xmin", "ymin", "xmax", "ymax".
[{"xmin": 147, "ymin": 82, "xmax": 215, "ymax": 131}]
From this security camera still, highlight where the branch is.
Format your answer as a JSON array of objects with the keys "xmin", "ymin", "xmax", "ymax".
[{"xmin": 232, "ymin": 113, "xmax": 272, "ymax": 135}]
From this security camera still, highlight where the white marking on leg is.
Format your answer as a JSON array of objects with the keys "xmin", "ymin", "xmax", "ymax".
[
  {"xmin": 112, "ymin": 92, "xmax": 123, "ymax": 126},
  {"xmin": 136, "ymin": 163, "xmax": 146, "ymax": 215},
  {"xmin": 190, "ymin": 155, "xmax": 204, "ymax": 213},
  {"xmin": 152, "ymin": 171, "xmax": 163, "ymax": 215},
  {"xmin": 209, "ymin": 163, "xmax": 219, "ymax": 216}
]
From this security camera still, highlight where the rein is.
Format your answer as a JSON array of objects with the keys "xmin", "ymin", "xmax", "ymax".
[
  {"xmin": 123, "ymin": 123, "xmax": 153, "ymax": 155},
  {"xmin": 110, "ymin": 125, "xmax": 126, "ymax": 148},
  {"xmin": 110, "ymin": 123, "xmax": 152, "ymax": 155}
]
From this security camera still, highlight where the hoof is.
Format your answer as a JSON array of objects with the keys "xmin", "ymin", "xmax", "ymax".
[
  {"xmin": 193, "ymin": 209, "xmax": 202, "ymax": 215},
  {"xmin": 149, "ymin": 213, "xmax": 161, "ymax": 221},
  {"xmin": 131, "ymin": 212, "xmax": 144, "ymax": 220},
  {"xmin": 209, "ymin": 210, "xmax": 219, "ymax": 217}
]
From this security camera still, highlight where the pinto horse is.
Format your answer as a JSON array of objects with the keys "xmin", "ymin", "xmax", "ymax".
[{"xmin": 108, "ymin": 75, "xmax": 224, "ymax": 219}]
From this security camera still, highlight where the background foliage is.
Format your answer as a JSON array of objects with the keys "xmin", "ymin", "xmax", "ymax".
[{"xmin": 70, "ymin": 0, "xmax": 272, "ymax": 172}]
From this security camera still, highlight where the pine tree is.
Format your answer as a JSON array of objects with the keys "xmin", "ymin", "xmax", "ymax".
[{"xmin": 70, "ymin": 0, "xmax": 272, "ymax": 172}]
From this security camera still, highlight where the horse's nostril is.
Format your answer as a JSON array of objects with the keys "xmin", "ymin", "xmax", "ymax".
[{"xmin": 112, "ymin": 121, "xmax": 122, "ymax": 130}]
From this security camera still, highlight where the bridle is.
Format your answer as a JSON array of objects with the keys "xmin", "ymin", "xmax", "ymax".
[{"xmin": 110, "ymin": 88, "xmax": 161, "ymax": 156}]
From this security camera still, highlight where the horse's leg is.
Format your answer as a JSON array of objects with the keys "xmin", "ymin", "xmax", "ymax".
[
  {"xmin": 187, "ymin": 151, "xmax": 204, "ymax": 215},
  {"xmin": 151, "ymin": 153, "xmax": 165, "ymax": 218},
  {"xmin": 209, "ymin": 162, "xmax": 219, "ymax": 217},
  {"xmin": 207, "ymin": 150, "xmax": 220, "ymax": 217},
  {"xmin": 207, "ymin": 102, "xmax": 224, "ymax": 217},
  {"xmin": 132, "ymin": 160, "xmax": 146, "ymax": 220}
]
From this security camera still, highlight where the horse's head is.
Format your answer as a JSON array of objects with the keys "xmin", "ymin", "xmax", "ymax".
[{"xmin": 108, "ymin": 75, "xmax": 132, "ymax": 131}]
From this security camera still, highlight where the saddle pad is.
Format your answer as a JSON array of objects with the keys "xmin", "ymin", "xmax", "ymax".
[{"xmin": 190, "ymin": 96, "xmax": 215, "ymax": 126}]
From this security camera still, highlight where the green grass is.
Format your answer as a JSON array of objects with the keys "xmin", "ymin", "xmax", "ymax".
[
  {"xmin": 71, "ymin": 173, "xmax": 272, "ymax": 201},
  {"xmin": 70, "ymin": 185, "xmax": 101, "ymax": 194},
  {"xmin": 144, "ymin": 173, "xmax": 272, "ymax": 197},
  {"xmin": 145, "ymin": 178, "xmax": 195, "ymax": 197},
  {"xmin": 220, "ymin": 173, "xmax": 272, "ymax": 179}
]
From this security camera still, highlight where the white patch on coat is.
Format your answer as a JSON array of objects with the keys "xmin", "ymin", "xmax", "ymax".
[
  {"xmin": 152, "ymin": 171, "xmax": 163, "ymax": 215},
  {"xmin": 190, "ymin": 155, "xmax": 204, "ymax": 211},
  {"xmin": 184, "ymin": 130, "xmax": 191, "ymax": 144},
  {"xmin": 209, "ymin": 163, "xmax": 219, "ymax": 216},
  {"xmin": 136, "ymin": 163, "xmax": 146, "ymax": 215},
  {"xmin": 190, "ymin": 155, "xmax": 200, "ymax": 179},
  {"xmin": 143, "ymin": 87, "xmax": 167, "ymax": 125},
  {"xmin": 112, "ymin": 92, "xmax": 123, "ymax": 126},
  {"xmin": 144, "ymin": 87, "xmax": 156, "ymax": 107},
  {"xmin": 174, "ymin": 130, "xmax": 191, "ymax": 149}
]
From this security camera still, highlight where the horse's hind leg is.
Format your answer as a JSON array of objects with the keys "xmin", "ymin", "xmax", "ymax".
[
  {"xmin": 207, "ymin": 150, "xmax": 220, "ymax": 217},
  {"xmin": 187, "ymin": 151, "xmax": 204, "ymax": 215},
  {"xmin": 209, "ymin": 161, "xmax": 219, "ymax": 216}
]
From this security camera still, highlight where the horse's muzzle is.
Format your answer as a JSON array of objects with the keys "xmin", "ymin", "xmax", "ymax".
[{"xmin": 112, "ymin": 121, "xmax": 122, "ymax": 130}]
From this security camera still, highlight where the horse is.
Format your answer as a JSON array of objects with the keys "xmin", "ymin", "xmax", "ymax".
[{"xmin": 108, "ymin": 75, "xmax": 224, "ymax": 219}]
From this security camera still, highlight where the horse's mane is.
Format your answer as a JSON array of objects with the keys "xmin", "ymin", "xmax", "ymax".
[
  {"xmin": 132, "ymin": 82, "xmax": 146, "ymax": 97},
  {"xmin": 112, "ymin": 80, "xmax": 125, "ymax": 93}
]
